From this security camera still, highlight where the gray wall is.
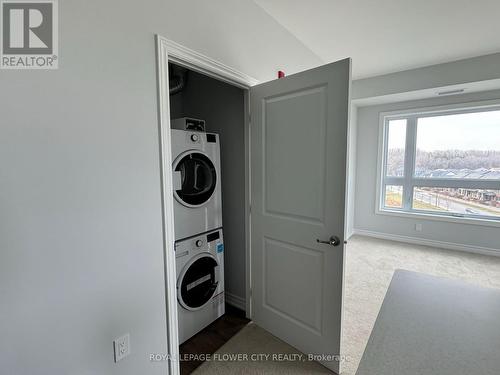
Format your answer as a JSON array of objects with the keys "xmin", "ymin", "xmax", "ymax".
[
  {"xmin": 352, "ymin": 52, "xmax": 500, "ymax": 101},
  {"xmin": 0, "ymin": 1, "xmax": 320, "ymax": 374},
  {"xmin": 169, "ymin": 91, "xmax": 184, "ymax": 119},
  {"xmin": 346, "ymin": 104, "xmax": 358, "ymax": 237},
  {"xmin": 177, "ymin": 70, "xmax": 247, "ymax": 301},
  {"xmin": 354, "ymin": 89, "xmax": 500, "ymax": 252}
]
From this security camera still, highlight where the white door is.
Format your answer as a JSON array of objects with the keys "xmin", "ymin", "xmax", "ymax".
[{"xmin": 250, "ymin": 58, "xmax": 351, "ymax": 374}]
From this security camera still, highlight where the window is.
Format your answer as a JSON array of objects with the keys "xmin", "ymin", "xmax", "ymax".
[{"xmin": 379, "ymin": 105, "xmax": 500, "ymax": 222}]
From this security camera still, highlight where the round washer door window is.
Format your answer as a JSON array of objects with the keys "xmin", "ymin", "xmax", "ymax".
[
  {"xmin": 178, "ymin": 254, "xmax": 219, "ymax": 310},
  {"xmin": 173, "ymin": 152, "xmax": 217, "ymax": 207}
]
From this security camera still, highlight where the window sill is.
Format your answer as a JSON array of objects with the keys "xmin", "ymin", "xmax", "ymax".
[{"xmin": 376, "ymin": 208, "xmax": 500, "ymax": 228}]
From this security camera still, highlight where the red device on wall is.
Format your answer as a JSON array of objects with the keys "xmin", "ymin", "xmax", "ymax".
[{"xmin": 278, "ymin": 71, "xmax": 285, "ymax": 79}]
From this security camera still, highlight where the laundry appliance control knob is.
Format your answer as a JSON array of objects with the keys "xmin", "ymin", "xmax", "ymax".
[
  {"xmin": 195, "ymin": 240, "xmax": 203, "ymax": 247},
  {"xmin": 190, "ymin": 134, "xmax": 199, "ymax": 142}
]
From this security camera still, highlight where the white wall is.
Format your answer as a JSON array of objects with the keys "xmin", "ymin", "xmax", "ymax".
[
  {"xmin": 346, "ymin": 104, "xmax": 358, "ymax": 238},
  {"xmin": 162, "ymin": 2, "xmax": 322, "ymax": 83},
  {"xmin": 353, "ymin": 89, "xmax": 500, "ymax": 254},
  {"xmin": 352, "ymin": 52, "xmax": 500, "ymax": 101},
  {"xmin": 0, "ymin": 1, "xmax": 320, "ymax": 374}
]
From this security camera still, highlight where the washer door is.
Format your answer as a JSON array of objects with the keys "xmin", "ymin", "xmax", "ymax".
[
  {"xmin": 173, "ymin": 152, "xmax": 217, "ymax": 207},
  {"xmin": 178, "ymin": 253, "xmax": 219, "ymax": 311}
]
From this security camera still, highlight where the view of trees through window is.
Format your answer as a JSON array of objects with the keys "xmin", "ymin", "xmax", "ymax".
[
  {"xmin": 383, "ymin": 109, "xmax": 500, "ymax": 219},
  {"xmin": 386, "ymin": 119, "xmax": 406, "ymax": 176}
]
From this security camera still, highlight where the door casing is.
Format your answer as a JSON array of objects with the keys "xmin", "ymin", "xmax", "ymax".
[{"xmin": 156, "ymin": 35, "xmax": 256, "ymax": 375}]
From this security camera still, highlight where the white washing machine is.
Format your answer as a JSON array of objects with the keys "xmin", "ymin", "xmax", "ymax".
[
  {"xmin": 171, "ymin": 129, "xmax": 222, "ymax": 241},
  {"xmin": 176, "ymin": 228, "xmax": 225, "ymax": 344}
]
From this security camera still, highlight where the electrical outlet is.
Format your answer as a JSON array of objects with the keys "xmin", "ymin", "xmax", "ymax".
[
  {"xmin": 415, "ymin": 223, "xmax": 423, "ymax": 232},
  {"xmin": 113, "ymin": 333, "xmax": 130, "ymax": 362}
]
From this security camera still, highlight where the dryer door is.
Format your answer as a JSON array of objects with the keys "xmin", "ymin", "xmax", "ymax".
[
  {"xmin": 178, "ymin": 253, "xmax": 219, "ymax": 311},
  {"xmin": 173, "ymin": 151, "xmax": 217, "ymax": 207}
]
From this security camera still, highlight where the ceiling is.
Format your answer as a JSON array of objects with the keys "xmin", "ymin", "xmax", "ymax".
[{"xmin": 253, "ymin": 0, "xmax": 500, "ymax": 79}]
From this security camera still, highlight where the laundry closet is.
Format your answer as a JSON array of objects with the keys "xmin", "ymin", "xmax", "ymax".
[{"xmin": 168, "ymin": 63, "xmax": 247, "ymax": 348}]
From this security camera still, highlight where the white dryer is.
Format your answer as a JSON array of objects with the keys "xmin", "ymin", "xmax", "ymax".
[
  {"xmin": 176, "ymin": 229, "xmax": 225, "ymax": 344},
  {"xmin": 171, "ymin": 129, "xmax": 222, "ymax": 241}
]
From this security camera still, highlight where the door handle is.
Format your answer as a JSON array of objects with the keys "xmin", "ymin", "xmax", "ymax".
[{"xmin": 316, "ymin": 235, "xmax": 341, "ymax": 247}]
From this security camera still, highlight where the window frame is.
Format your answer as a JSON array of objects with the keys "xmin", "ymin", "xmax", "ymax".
[{"xmin": 376, "ymin": 99, "xmax": 500, "ymax": 227}]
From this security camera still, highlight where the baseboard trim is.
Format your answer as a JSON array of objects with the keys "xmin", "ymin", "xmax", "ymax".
[
  {"xmin": 225, "ymin": 292, "xmax": 246, "ymax": 311},
  {"xmin": 352, "ymin": 228, "xmax": 500, "ymax": 258}
]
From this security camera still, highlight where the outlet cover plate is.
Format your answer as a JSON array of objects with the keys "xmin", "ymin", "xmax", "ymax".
[{"xmin": 113, "ymin": 333, "xmax": 130, "ymax": 362}]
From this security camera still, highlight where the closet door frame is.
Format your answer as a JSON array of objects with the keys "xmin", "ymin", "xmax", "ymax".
[{"xmin": 156, "ymin": 35, "xmax": 257, "ymax": 375}]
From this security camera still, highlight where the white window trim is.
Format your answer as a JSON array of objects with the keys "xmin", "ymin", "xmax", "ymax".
[{"xmin": 375, "ymin": 98, "xmax": 500, "ymax": 228}]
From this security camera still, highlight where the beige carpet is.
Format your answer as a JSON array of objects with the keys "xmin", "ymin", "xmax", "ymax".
[
  {"xmin": 193, "ymin": 322, "xmax": 332, "ymax": 374},
  {"xmin": 194, "ymin": 235, "xmax": 500, "ymax": 374}
]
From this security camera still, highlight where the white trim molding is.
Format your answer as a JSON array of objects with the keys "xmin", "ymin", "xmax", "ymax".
[
  {"xmin": 156, "ymin": 35, "xmax": 180, "ymax": 375},
  {"xmin": 225, "ymin": 292, "xmax": 246, "ymax": 311},
  {"xmin": 352, "ymin": 228, "xmax": 500, "ymax": 258},
  {"xmin": 244, "ymin": 89, "xmax": 252, "ymax": 320},
  {"xmin": 163, "ymin": 38, "xmax": 259, "ymax": 89}
]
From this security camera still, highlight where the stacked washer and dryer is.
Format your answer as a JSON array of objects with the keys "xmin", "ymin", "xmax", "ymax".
[{"xmin": 171, "ymin": 117, "xmax": 225, "ymax": 344}]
